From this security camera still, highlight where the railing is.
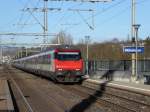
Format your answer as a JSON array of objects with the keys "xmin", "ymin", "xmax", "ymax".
[{"xmin": 84, "ymin": 60, "xmax": 150, "ymax": 76}]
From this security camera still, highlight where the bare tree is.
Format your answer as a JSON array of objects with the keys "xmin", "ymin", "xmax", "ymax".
[{"xmin": 51, "ymin": 31, "xmax": 73, "ymax": 45}]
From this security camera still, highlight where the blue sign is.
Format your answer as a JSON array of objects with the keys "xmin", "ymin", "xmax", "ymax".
[{"xmin": 123, "ymin": 46, "xmax": 144, "ymax": 53}]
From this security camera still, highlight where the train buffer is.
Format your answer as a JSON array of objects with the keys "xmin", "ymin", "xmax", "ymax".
[{"xmin": 0, "ymin": 79, "xmax": 14, "ymax": 111}]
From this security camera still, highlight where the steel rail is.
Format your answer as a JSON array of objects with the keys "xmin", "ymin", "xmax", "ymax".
[
  {"xmin": 59, "ymin": 84, "xmax": 149, "ymax": 112},
  {"xmin": 81, "ymin": 83, "xmax": 150, "ymax": 106},
  {"xmin": 71, "ymin": 85, "xmax": 137, "ymax": 112},
  {"xmin": 81, "ymin": 82, "xmax": 150, "ymax": 111}
]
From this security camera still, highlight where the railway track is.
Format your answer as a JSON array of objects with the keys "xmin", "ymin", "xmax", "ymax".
[
  {"xmin": 1, "ymin": 64, "xmax": 150, "ymax": 112},
  {"xmin": 59, "ymin": 81, "xmax": 150, "ymax": 112},
  {"xmin": 2, "ymin": 65, "xmax": 105, "ymax": 112}
]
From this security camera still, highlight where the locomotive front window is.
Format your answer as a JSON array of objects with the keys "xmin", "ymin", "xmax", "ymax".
[{"xmin": 55, "ymin": 52, "xmax": 81, "ymax": 60}]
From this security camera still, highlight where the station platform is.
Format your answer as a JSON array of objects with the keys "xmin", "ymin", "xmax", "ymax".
[
  {"xmin": 83, "ymin": 78, "xmax": 150, "ymax": 95},
  {"xmin": 0, "ymin": 79, "xmax": 14, "ymax": 111}
]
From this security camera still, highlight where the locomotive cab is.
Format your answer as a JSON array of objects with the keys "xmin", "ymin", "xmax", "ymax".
[{"xmin": 54, "ymin": 49, "xmax": 83, "ymax": 82}]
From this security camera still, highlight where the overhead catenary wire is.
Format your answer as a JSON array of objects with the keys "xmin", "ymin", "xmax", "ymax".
[
  {"xmin": 75, "ymin": 0, "xmax": 149, "ymax": 31},
  {"xmin": 17, "ymin": 0, "xmax": 44, "ymax": 30},
  {"xmin": 99, "ymin": 5, "xmax": 130, "ymax": 26},
  {"xmin": 0, "ymin": 0, "xmax": 31, "ymax": 32},
  {"xmin": 76, "ymin": 10, "xmax": 94, "ymax": 30},
  {"xmin": 77, "ymin": 0, "xmax": 127, "ymax": 27},
  {"xmin": 2, "ymin": 0, "xmax": 149, "ymax": 44},
  {"xmin": 50, "ymin": 2, "xmax": 84, "ymax": 32},
  {"xmin": 136, "ymin": 0, "xmax": 150, "ymax": 4},
  {"xmin": 67, "ymin": 0, "xmax": 149, "ymax": 31},
  {"xmin": 98, "ymin": 0, "xmax": 149, "ymax": 26},
  {"xmin": 63, "ymin": 0, "xmax": 127, "ymax": 31},
  {"xmin": 17, "ymin": 0, "xmax": 32, "ymax": 27},
  {"xmin": 68, "ymin": 8, "xmax": 95, "ymax": 30},
  {"xmin": 51, "ymin": 0, "xmax": 111, "ymax": 31},
  {"xmin": 0, "ymin": 16, "xmax": 19, "ymax": 31},
  {"xmin": 20, "ymin": 0, "xmax": 41, "ymax": 30},
  {"xmin": 23, "ymin": 0, "xmax": 127, "ymax": 34}
]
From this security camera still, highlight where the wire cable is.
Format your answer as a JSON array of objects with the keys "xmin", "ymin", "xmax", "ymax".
[
  {"xmin": 17, "ymin": 0, "xmax": 44, "ymax": 30},
  {"xmin": 17, "ymin": 0, "xmax": 32, "ymax": 27},
  {"xmin": 20, "ymin": 0, "xmax": 41, "ymax": 30},
  {"xmin": 50, "ymin": 2, "xmax": 83, "ymax": 32},
  {"xmin": 77, "ymin": 11, "xmax": 94, "ymax": 30},
  {"xmin": 61, "ymin": 0, "xmax": 127, "ymax": 31}
]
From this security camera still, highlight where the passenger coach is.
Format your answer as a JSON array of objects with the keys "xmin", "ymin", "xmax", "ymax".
[{"xmin": 13, "ymin": 46, "xmax": 84, "ymax": 82}]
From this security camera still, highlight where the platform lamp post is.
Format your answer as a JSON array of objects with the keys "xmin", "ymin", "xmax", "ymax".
[
  {"xmin": 85, "ymin": 36, "xmax": 90, "ymax": 76},
  {"xmin": 133, "ymin": 24, "xmax": 140, "ymax": 80}
]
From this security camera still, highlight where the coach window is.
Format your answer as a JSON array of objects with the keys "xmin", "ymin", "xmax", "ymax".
[
  {"xmin": 37, "ymin": 56, "xmax": 40, "ymax": 64},
  {"xmin": 39, "ymin": 56, "xmax": 42, "ymax": 64},
  {"xmin": 35, "ymin": 57, "xmax": 37, "ymax": 64},
  {"xmin": 45, "ymin": 55, "xmax": 48, "ymax": 64},
  {"xmin": 47, "ymin": 54, "xmax": 51, "ymax": 64},
  {"xmin": 42, "ymin": 55, "xmax": 45, "ymax": 64},
  {"xmin": 40, "ymin": 56, "xmax": 43, "ymax": 64},
  {"xmin": 29, "ymin": 58, "xmax": 31, "ymax": 64},
  {"xmin": 38, "ymin": 56, "xmax": 40, "ymax": 64},
  {"xmin": 27, "ymin": 59, "xmax": 29, "ymax": 64},
  {"xmin": 45, "ymin": 55, "xmax": 47, "ymax": 64},
  {"xmin": 43, "ymin": 55, "xmax": 46, "ymax": 64},
  {"xmin": 41, "ymin": 56, "xmax": 43, "ymax": 64},
  {"xmin": 44, "ymin": 55, "xmax": 47, "ymax": 64},
  {"xmin": 33, "ymin": 58, "xmax": 35, "ymax": 64},
  {"xmin": 31, "ymin": 58, "xmax": 33, "ymax": 64},
  {"xmin": 44, "ymin": 55, "xmax": 48, "ymax": 64}
]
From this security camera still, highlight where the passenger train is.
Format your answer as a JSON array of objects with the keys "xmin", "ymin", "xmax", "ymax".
[{"xmin": 12, "ymin": 45, "xmax": 84, "ymax": 82}]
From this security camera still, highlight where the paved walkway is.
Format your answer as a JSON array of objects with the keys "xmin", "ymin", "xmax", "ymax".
[
  {"xmin": 0, "ymin": 79, "xmax": 14, "ymax": 111},
  {"xmin": 86, "ymin": 78, "xmax": 150, "ymax": 95}
]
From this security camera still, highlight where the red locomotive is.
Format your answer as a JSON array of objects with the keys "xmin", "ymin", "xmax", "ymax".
[{"xmin": 13, "ymin": 45, "xmax": 84, "ymax": 82}]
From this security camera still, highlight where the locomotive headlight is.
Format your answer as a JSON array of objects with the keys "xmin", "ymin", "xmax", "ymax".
[
  {"xmin": 58, "ymin": 68, "xmax": 63, "ymax": 71},
  {"xmin": 76, "ymin": 69, "xmax": 80, "ymax": 71}
]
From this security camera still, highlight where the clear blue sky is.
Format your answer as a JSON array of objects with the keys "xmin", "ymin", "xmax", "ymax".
[{"xmin": 0, "ymin": 0, "xmax": 150, "ymax": 44}]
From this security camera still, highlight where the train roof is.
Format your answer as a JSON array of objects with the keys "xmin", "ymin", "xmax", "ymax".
[
  {"xmin": 44, "ymin": 45, "xmax": 80, "ymax": 51},
  {"xmin": 13, "ymin": 45, "xmax": 80, "ymax": 62},
  {"xmin": 14, "ymin": 50, "xmax": 51, "ymax": 62}
]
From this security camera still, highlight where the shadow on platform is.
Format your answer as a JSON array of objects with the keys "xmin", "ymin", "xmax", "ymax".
[{"xmin": 68, "ymin": 69, "xmax": 118, "ymax": 112}]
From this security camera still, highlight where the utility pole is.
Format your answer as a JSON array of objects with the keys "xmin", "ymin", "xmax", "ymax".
[
  {"xmin": 133, "ymin": 24, "xmax": 140, "ymax": 80},
  {"xmin": 85, "ymin": 36, "xmax": 90, "ymax": 76},
  {"xmin": 131, "ymin": 0, "xmax": 136, "ymax": 81},
  {"xmin": 43, "ymin": 0, "xmax": 48, "ymax": 44}
]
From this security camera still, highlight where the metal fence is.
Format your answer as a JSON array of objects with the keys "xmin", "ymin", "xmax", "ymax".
[{"xmin": 84, "ymin": 60, "xmax": 150, "ymax": 75}]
